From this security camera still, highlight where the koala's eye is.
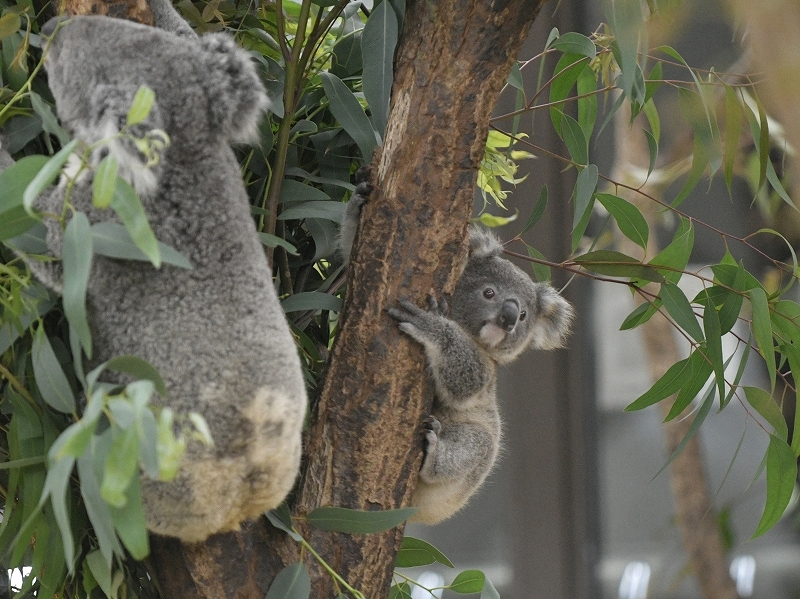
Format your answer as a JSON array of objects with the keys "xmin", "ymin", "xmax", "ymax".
[
  {"xmin": 519, "ymin": 310, "xmax": 527, "ymax": 321},
  {"xmin": 483, "ymin": 288, "xmax": 495, "ymax": 299}
]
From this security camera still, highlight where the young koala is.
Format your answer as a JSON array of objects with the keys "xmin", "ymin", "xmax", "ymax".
[
  {"xmin": 21, "ymin": 16, "xmax": 307, "ymax": 542},
  {"xmin": 341, "ymin": 179, "xmax": 574, "ymax": 524}
]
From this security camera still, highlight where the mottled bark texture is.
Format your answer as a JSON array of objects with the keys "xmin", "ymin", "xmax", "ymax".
[{"xmin": 63, "ymin": 0, "xmax": 547, "ymax": 597}]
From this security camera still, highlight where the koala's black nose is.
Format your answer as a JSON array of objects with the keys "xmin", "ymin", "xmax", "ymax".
[
  {"xmin": 498, "ymin": 299, "xmax": 520, "ymax": 331},
  {"xmin": 41, "ymin": 16, "xmax": 67, "ymax": 39}
]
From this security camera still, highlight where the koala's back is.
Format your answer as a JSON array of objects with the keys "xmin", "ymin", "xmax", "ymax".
[{"xmin": 37, "ymin": 16, "xmax": 307, "ymax": 542}]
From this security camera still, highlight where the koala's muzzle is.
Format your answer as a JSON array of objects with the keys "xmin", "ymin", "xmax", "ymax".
[{"xmin": 497, "ymin": 299, "xmax": 520, "ymax": 331}]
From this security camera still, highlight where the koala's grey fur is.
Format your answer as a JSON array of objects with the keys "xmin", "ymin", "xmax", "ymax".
[
  {"xmin": 18, "ymin": 16, "xmax": 306, "ymax": 542},
  {"xmin": 341, "ymin": 183, "xmax": 574, "ymax": 524}
]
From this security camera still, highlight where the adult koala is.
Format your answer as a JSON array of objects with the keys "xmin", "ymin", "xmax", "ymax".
[{"xmin": 22, "ymin": 16, "xmax": 307, "ymax": 542}]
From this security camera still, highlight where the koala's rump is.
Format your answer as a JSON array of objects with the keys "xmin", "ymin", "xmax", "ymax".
[{"xmin": 85, "ymin": 242, "xmax": 306, "ymax": 541}]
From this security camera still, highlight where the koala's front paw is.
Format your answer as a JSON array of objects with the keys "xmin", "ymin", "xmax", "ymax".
[
  {"xmin": 388, "ymin": 297, "xmax": 448, "ymax": 345},
  {"xmin": 419, "ymin": 416, "xmax": 441, "ymax": 480}
]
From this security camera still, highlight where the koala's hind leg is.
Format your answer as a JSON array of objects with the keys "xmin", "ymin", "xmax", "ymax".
[
  {"xmin": 410, "ymin": 416, "xmax": 499, "ymax": 524},
  {"xmin": 419, "ymin": 416, "xmax": 497, "ymax": 484}
]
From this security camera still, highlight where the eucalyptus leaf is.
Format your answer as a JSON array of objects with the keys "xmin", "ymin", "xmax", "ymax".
[
  {"xmin": 32, "ymin": 326, "xmax": 75, "ymax": 414},
  {"xmin": 23, "ymin": 140, "xmax": 79, "ymax": 213},
  {"xmin": 573, "ymin": 250, "xmax": 664, "ymax": 282},
  {"xmin": 264, "ymin": 562, "xmax": 311, "ymax": 599},
  {"xmin": 362, "ymin": 0, "xmax": 397, "ymax": 137},
  {"xmin": 449, "ymin": 570, "xmax": 486, "ymax": 594},
  {"xmin": 306, "ymin": 506, "xmax": 417, "ymax": 533},
  {"xmin": 660, "ymin": 281, "xmax": 703, "ymax": 342},
  {"xmin": 281, "ymin": 292, "xmax": 342, "ymax": 314},
  {"xmin": 62, "ymin": 212, "xmax": 93, "ymax": 358},
  {"xmin": 110, "ymin": 178, "xmax": 161, "ymax": 267},
  {"xmin": 753, "ymin": 435, "xmax": 797, "ymax": 538},
  {"xmin": 552, "ymin": 32, "xmax": 596, "ymax": 59},
  {"xmin": 743, "ymin": 387, "xmax": 788, "ymax": 440},
  {"xmin": 596, "ymin": 193, "xmax": 649, "ymax": 251},
  {"xmin": 320, "ymin": 72, "xmax": 379, "ymax": 160},
  {"xmin": 396, "ymin": 536, "xmax": 454, "ymax": 568},
  {"xmin": 91, "ymin": 222, "xmax": 191, "ymax": 269}
]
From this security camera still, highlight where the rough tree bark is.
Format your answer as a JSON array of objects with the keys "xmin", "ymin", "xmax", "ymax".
[{"xmin": 57, "ymin": 0, "xmax": 550, "ymax": 598}]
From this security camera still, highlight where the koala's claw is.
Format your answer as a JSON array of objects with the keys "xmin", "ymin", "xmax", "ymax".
[
  {"xmin": 425, "ymin": 294, "xmax": 448, "ymax": 316},
  {"xmin": 422, "ymin": 415, "xmax": 442, "ymax": 434}
]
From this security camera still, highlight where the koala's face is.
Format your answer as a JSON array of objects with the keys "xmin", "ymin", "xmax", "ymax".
[{"xmin": 450, "ymin": 254, "xmax": 573, "ymax": 363}]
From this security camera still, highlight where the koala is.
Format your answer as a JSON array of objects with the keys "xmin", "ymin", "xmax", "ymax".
[
  {"xmin": 341, "ymin": 181, "xmax": 574, "ymax": 524},
  {"xmin": 16, "ymin": 16, "xmax": 307, "ymax": 542}
]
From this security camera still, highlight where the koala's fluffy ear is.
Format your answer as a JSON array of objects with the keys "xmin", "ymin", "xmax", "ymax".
[
  {"xmin": 199, "ymin": 34, "xmax": 269, "ymax": 144},
  {"xmin": 78, "ymin": 84, "xmax": 166, "ymax": 197},
  {"xmin": 468, "ymin": 225, "xmax": 504, "ymax": 258}
]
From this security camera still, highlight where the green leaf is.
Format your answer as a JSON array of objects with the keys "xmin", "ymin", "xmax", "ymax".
[
  {"xmin": 281, "ymin": 292, "xmax": 342, "ymax": 314},
  {"xmin": 259, "ymin": 233, "xmax": 300, "ymax": 255},
  {"xmin": 0, "ymin": 12, "xmax": 21, "ymax": 39},
  {"xmin": 389, "ymin": 583, "xmax": 413, "ymax": 599},
  {"xmin": 644, "ymin": 128, "xmax": 658, "ymax": 180},
  {"xmin": 652, "ymin": 384, "xmax": 715, "ymax": 481},
  {"xmin": 97, "ymin": 355, "xmax": 168, "ymax": 397},
  {"xmin": 91, "ymin": 222, "xmax": 191, "ymax": 269},
  {"xmin": 576, "ymin": 66, "xmax": 597, "ymax": 143},
  {"xmin": 660, "ymin": 281, "xmax": 703, "ymax": 341},
  {"xmin": 722, "ymin": 334, "xmax": 751, "ymax": 408},
  {"xmin": 279, "ymin": 179, "xmax": 332, "ymax": 203},
  {"xmin": 549, "ymin": 53, "xmax": 589, "ymax": 133},
  {"xmin": 110, "ymin": 178, "xmax": 161, "ymax": 267},
  {"xmin": 320, "ymin": 72, "xmax": 378, "ymax": 160},
  {"xmin": 671, "ymin": 136, "xmax": 707, "ymax": 208},
  {"xmin": 527, "ymin": 246, "xmax": 551, "ymax": 283},
  {"xmin": 306, "ymin": 506, "xmax": 417, "ymax": 533},
  {"xmin": 573, "ymin": 164, "xmax": 597, "ymax": 228},
  {"xmin": 664, "ymin": 348, "xmax": 713, "ymax": 421},
  {"xmin": 596, "ymin": 193, "xmax": 649, "ymax": 250},
  {"xmin": 63, "ymin": 212, "xmax": 93, "ymax": 358},
  {"xmin": 127, "ymin": 85, "xmax": 156, "ymax": 126},
  {"xmin": 648, "ymin": 218, "xmax": 694, "ymax": 284},
  {"xmin": 101, "ymin": 427, "xmax": 139, "ymax": 507},
  {"xmin": 561, "ymin": 113, "xmax": 588, "ymax": 165},
  {"xmin": 92, "ymin": 155, "xmax": 118, "ymax": 209},
  {"xmin": 22, "ymin": 140, "xmax": 79, "ymax": 213},
  {"xmin": 449, "ymin": 570, "xmax": 486, "ymax": 594},
  {"xmin": 267, "ymin": 504, "xmax": 303, "ymax": 541},
  {"xmin": 77, "ymin": 450, "xmax": 124, "ymax": 567},
  {"xmin": 743, "ymin": 387, "xmax": 788, "ymax": 440},
  {"xmin": 86, "ymin": 550, "xmax": 112, "ymax": 598},
  {"xmin": 265, "ymin": 562, "xmax": 311, "ymax": 599},
  {"xmin": 361, "ymin": 0, "xmax": 397, "ymax": 137},
  {"xmin": 619, "ymin": 301, "xmax": 659, "ymax": 330},
  {"xmin": 723, "ymin": 85, "xmax": 742, "ymax": 193},
  {"xmin": 40, "ymin": 455, "xmax": 76, "ymax": 568},
  {"xmin": 703, "ymin": 298, "xmax": 725, "ymax": 402},
  {"xmin": 642, "ymin": 96, "xmax": 660, "ymax": 145},
  {"xmin": 753, "ymin": 435, "xmax": 797, "ymax": 538},
  {"xmin": 552, "ymin": 32, "xmax": 596, "ymax": 58},
  {"xmin": 109, "ymin": 473, "xmax": 149, "ymax": 559},
  {"xmin": 30, "ymin": 91, "xmax": 70, "ymax": 146},
  {"xmin": 573, "ymin": 250, "xmax": 664, "ymax": 282},
  {"xmin": 32, "ymin": 326, "xmax": 75, "ymax": 413},
  {"xmin": 0, "ymin": 205, "xmax": 38, "ymax": 241},
  {"xmin": 481, "ymin": 577, "xmax": 501, "ymax": 599},
  {"xmin": 396, "ymin": 536, "xmax": 454, "ymax": 568},
  {"xmin": 750, "ymin": 287, "xmax": 775, "ymax": 391},
  {"xmin": 278, "ymin": 200, "xmax": 347, "ymax": 222},
  {"xmin": 607, "ymin": 1, "xmax": 645, "ymax": 103},
  {"xmin": 625, "ymin": 355, "xmax": 691, "ymax": 411}
]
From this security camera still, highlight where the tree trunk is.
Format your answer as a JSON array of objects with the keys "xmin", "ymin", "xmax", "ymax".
[{"xmin": 79, "ymin": 0, "xmax": 549, "ymax": 598}]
